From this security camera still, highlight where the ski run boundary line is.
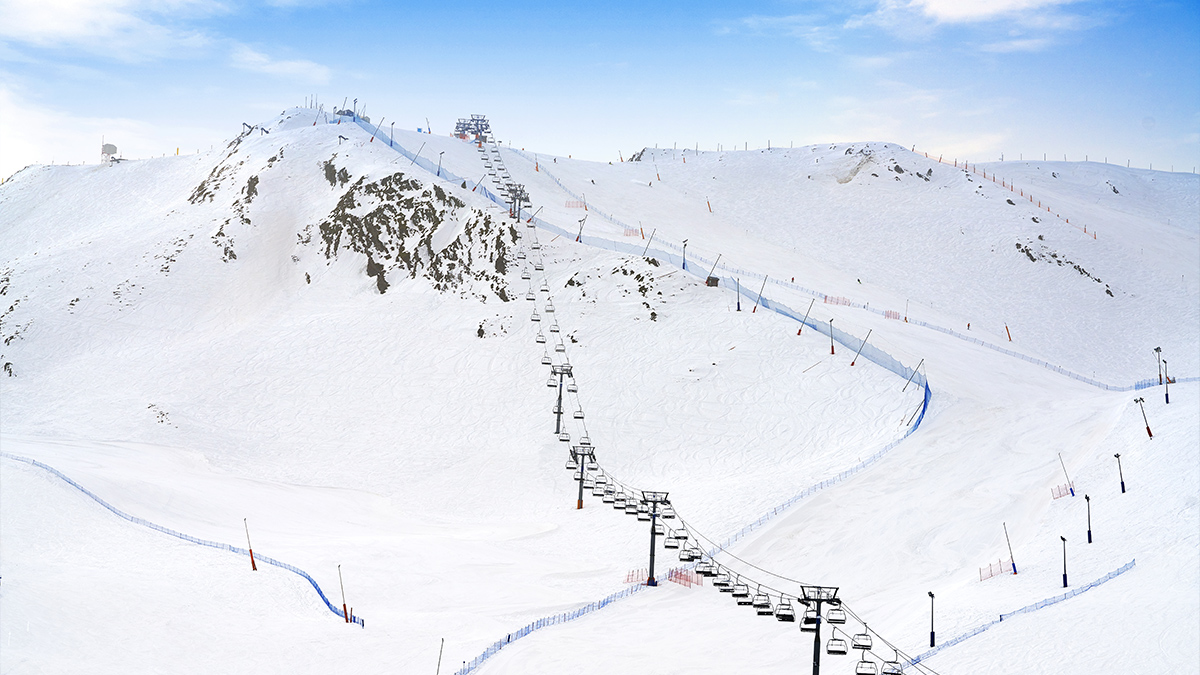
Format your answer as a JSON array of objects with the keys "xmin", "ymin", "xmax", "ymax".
[{"xmin": 0, "ymin": 451, "xmax": 365, "ymax": 627}]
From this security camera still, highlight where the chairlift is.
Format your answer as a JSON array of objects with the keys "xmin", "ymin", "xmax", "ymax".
[
  {"xmin": 594, "ymin": 474, "xmax": 607, "ymax": 485},
  {"xmin": 565, "ymin": 458, "xmax": 579, "ymax": 470},
  {"xmin": 602, "ymin": 491, "xmax": 616, "ymax": 504},
  {"xmin": 851, "ymin": 633, "xmax": 873, "ymax": 651},
  {"xmin": 540, "ymin": 282, "xmax": 550, "ymax": 292},
  {"xmin": 531, "ymin": 312, "xmax": 541, "ymax": 322},
  {"xmin": 549, "ymin": 323, "xmax": 560, "ymax": 333},
  {"xmin": 592, "ymin": 484, "xmax": 606, "ymax": 497},
  {"xmin": 545, "ymin": 304, "xmax": 555, "ymax": 313},
  {"xmin": 801, "ymin": 607, "xmax": 820, "ymax": 631},
  {"xmin": 664, "ymin": 536, "xmax": 680, "ymax": 549},
  {"xmin": 578, "ymin": 435, "xmax": 591, "ymax": 445},
  {"xmin": 572, "ymin": 407, "xmax": 583, "ymax": 418},
  {"xmin": 855, "ymin": 660, "xmax": 878, "ymax": 675},
  {"xmin": 826, "ymin": 638, "xmax": 849, "ymax": 656},
  {"xmin": 526, "ymin": 291, "xmax": 536, "ymax": 301},
  {"xmin": 713, "ymin": 574, "xmax": 733, "ymax": 590},
  {"xmin": 572, "ymin": 471, "xmax": 583, "ymax": 480},
  {"xmin": 557, "ymin": 344, "xmax": 567, "ymax": 354},
  {"xmin": 881, "ymin": 662, "xmax": 903, "ymax": 675},
  {"xmin": 679, "ymin": 547, "xmax": 699, "ymax": 562},
  {"xmin": 827, "ymin": 607, "xmax": 847, "ymax": 624},
  {"xmin": 732, "ymin": 584, "xmax": 752, "ymax": 604},
  {"xmin": 521, "ymin": 269, "xmax": 531, "ymax": 280},
  {"xmin": 558, "ymin": 431, "xmax": 570, "ymax": 442},
  {"xmin": 653, "ymin": 522, "xmax": 665, "ymax": 535},
  {"xmin": 531, "ymin": 243, "xmax": 542, "ymax": 250},
  {"xmin": 586, "ymin": 459, "xmax": 599, "ymax": 471},
  {"xmin": 694, "ymin": 561, "xmax": 716, "ymax": 576},
  {"xmin": 536, "ymin": 332, "xmax": 546, "ymax": 344},
  {"xmin": 566, "ymin": 381, "xmax": 578, "ymax": 393},
  {"xmin": 625, "ymin": 502, "xmax": 639, "ymax": 515},
  {"xmin": 534, "ymin": 262, "xmax": 544, "ymax": 271},
  {"xmin": 613, "ymin": 494, "xmax": 627, "ymax": 508},
  {"xmin": 516, "ymin": 251, "xmax": 526, "ymax": 260},
  {"xmin": 752, "ymin": 593, "xmax": 773, "ymax": 615},
  {"xmin": 541, "ymin": 354, "xmax": 552, "ymax": 365},
  {"xmin": 660, "ymin": 505, "xmax": 676, "ymax": 519},
  {"xmin": 775, "ymin": 599, "xmax": 797, "ymax": 622}
]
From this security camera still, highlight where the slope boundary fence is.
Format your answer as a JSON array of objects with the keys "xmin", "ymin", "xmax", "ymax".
[
  {"xmin": 907, "ymin": 559, "xmax": 1136, "ymax": 668},
  {"xmin": 0, "ymin": 452, "xmax": 364, "ymax": 627},
  {"xmin": 501, "ymin": 145, "xmax": 1193, "ymax": 393}
]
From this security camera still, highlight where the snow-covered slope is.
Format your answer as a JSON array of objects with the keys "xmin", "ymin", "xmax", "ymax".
[{"xmin": 1, "ymin": 108, "xmax": 1196, "ymax": 674}]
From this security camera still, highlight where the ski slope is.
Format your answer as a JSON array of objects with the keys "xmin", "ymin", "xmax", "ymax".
[{"xmin": 1, "ymin": 108, "xmax": 1196, "ymax": 674}]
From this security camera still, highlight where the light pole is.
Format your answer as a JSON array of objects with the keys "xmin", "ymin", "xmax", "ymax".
[
  {"xmin": 575, "ymin": 214, "xmax": 587, "ymax": 242},
  {"xmin": 1154, "ymin": 347, "xmax": 1163, "ymax": 385},
  {"xmin": 389, "ymin": 121, "xmax": 394, "ymax": 147},
  {"xmin": 682, "ymin": 239, "xmax": 689, "ymax": 271},
  {"xmin": 1163, "ymin": 359, "xmax": 1170, "ymax": 404},
  {"xmin": 1115, "ymin": 453, "xmax": 1126, "ymax": 493},
  {"xmin": 642, "ymin": 491, "xmax": 669, "ymax": 586},
  {"xmin": 928, "ymin": 591, "xmax": 935, "ymax": 647},
  {"xmin": 829, "ymin": 319, "xmax": 835, "ymax": 355},
  {"xmin": 1135, "ymin": 397, "xmax": 1152, "ymax": 438},
  {"xmin": 437, "ymin": 151, "xmax": 444, "ymax": 177},
  {"xmin": 1061, "ymin": 536, "xmax": 1068, "ymax": 588},
  {"xmin": 1085, "ymin": 494, "xmax": 1092, "ymax": 543}
]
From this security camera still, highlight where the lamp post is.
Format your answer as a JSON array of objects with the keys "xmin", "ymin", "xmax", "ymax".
[
  {"xmin": 1085, "ymin": 494, "xmax": 1092, "ymax": 543},
  {"xmin": 1114, "ymin": 453, "xmax": 1126, "ymax": 493},
  {"xmin": 928, "ymin": 591, "xmax": 935, "ymax": 647},
  {"xmin": 1061, "ymin": 536, "xmax": 1068, "ymax": 588},
  {"xmin": 437, "ymin": 151, "xmax": 444, "ymax": 177},
  {"xmin": 1154, "ymin": 347, "xmax": 1163, "ymax": 385},
  {"xmin": 1163, "ymin": 359, "xmax": 1170, "ymax": 404},
  {"xmin": 1135, "ymin": 397, "xmax": 1152, "ymax": 438},
  {"xmin": 828, "ymin": 319, "xmax": 835, "ymax": 355},
  {"xmin": 682, "ymin": 239, "xmax": 689, "ymax": 271},
  {"xmin": 390, "ymin": 121, "xmax": 394, "ymax": 147}
]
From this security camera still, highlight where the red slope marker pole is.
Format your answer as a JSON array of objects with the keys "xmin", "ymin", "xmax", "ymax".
[
  {"xmin": 798, "ymin": 298, "xmax": 815, "ymax": 335},
  {"xmin": 751, "ymin": 276, "xmax": 768, "ymax": 313},
  {"xmin": 244, "ymin": 518, "xmax": 257, "ymax": 571},
  {"xmin": 339, "ymin": 564, "xmax": 349, "ymax": 623},
  {"xmin": 1005, "ymin": 324, "xmax": 1012, "ymax": 342},
  {"xmin": 829, "ymin": 319, "xmax": 835, "ymax": 355}
]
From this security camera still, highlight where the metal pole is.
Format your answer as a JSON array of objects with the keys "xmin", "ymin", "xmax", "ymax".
[
  {"xmin": 641, "ymin": 228, "xmax": 656, "ymax": 257},
  {"xmin": 1086, "ymin": 494, "xmax": 1092, "ymax": 542},
  {"xmin": 902, "ymin": 358, "xmax": 924, "ymax": 392},
  {"xmin": 1154, "ymin": 347, "xmax": 1162, "ymax": 385},
  {"xmin": 555, "ymin": 372, "xmax": 564, "ymax": 433},
  {"xmin": 850, "ymin": 329, "xmax": 872, "ymax": 366},
  {"xmin": 243, "ymin": 518, "xmax": 257, "ymax": 571},
  {"xmin": 706, "ymin": 254, "xmax": 722, "ymax": 280},
  {"xmin": 576, "ymin": 451, "xmax": 586, "ymax": 510},
  {"xmin": 811, "ymin": 600, "xmax": 822, "ymax": 675},
  {"xmin": 828, "ymin": 319, "xmax": 835, "ymax": 355},
  {"xmin": 736, "ymin": 279, "xmax": 741, "ymax": 311},
  {"xmin": 1163, "ymin": 360, "xmax": 1170, "ymax": 404},
  {"xmin": 1061, "ymin": 536, "xmax": 1068, "ymax": 587},
  {"xmin": 1115, "ymin": 453, "xmax": 1125, "ymax": 493},
  {"xmin": 435, "ymin": 638, "xmax": 445, "ymax": 675},
  {"xmin": 1135, "ymin": 397, "xmax": 1152, "ymax": 438},
  {"xmin": 928, "ymin": 592, "xmax": 935, "ymax": 647},
  {"xmin": 437, "ymin": 151, "xmax": 444, "ymax": 177},
  {"xmin": 1003, "ymin": 522, "xmax": 1017, "ymax": 574},
  {"xmin": 338, "ymin": 564, "xmax": 349, "ymax": 622},
  {"xmin": 798, "ymin": 298, "xmax": 815, "ymax": 335},
  {"xmin": 411, "ymin": 142, "xmax": 426, "ymax": 166},
  {"xmin": 1058, "ymin": 453, "xmax": 1074, "ymax": 496},
  {"xmin": 752, "ymin": 276, "xmax": 768, "ymax": 312},
  {"xmin": 647, "ymin": 502, "xmax": 659, "ymax": 586},
  {"xmin": 682, "ymin": 240, "xmax": 688, "ymax": 271}
]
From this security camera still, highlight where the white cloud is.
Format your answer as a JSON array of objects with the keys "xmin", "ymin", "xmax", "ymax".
[
  {"xmin": 909, "ymin": 0, "xmax": 1078, "ymax": 24},
  {"xmin": 980, "ymin": 37, "xmax": 1053, "ymax": 52},
  {"xmin": 229, "ymin": 44, "xmax": 330, "ymax": 85},
  {"xmin": 0, "ymin": 0, "xmax": 219, "ymax": 60},
  {"xmin": 719, "ymin": 14, "xmax": 839, "ymax": 52}
]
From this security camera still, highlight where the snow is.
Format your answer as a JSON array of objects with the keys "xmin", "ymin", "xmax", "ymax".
[{"xmin": 1, "ymin": 108, "xmax": 1197, "ymax": 674}]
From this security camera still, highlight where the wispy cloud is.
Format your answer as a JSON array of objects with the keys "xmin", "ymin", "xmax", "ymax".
[
  {"xmin": 0, "ymin": 0, "xmax": 219, "ymax": 60},
  {"xmin": 230, "ymin": 44, "xmax": 330, "ymax": 85},
  {"xmin": 981, "ymin": 37, "xmax": 1053, "ymax": 53},
  {"xmin": 717, "ymin": 13, "xmax": 839, "ymax": 52}
]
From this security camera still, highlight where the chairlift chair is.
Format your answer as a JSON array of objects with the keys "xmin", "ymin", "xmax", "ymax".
[
  {"xmin": 602, "ymin": 491, "xmax": 616, "ymax": 504},
  {"xmin": 881, "ymin": 662, "xmax": 903, "ymax": 675},
  {"xmin": 851, "ymin": 633, "xmax": 873, "ymax": 651},
  {"xmin": 549, "ymin": 323, "xmax": 559, "ymax": 333},
  {"xmin": 585, "ymin": 459, "xmax": 598, "ymax": 471},
  {"xmin": 566, "ymin": 381, "xmax": 578, "ymax": 393},
  {"xmin": 775, "ymin": 599, "xmax": 797, "ymax": 622},
  {"xmin": 578, "ymin": 435, "xmax": 591, "ymax": 445},
  {"xmin": 531, "ymin": 243, "xmax": 542, "ymax": 251},
  {"xmin": 539, "ymin": 282, "xmax": 550, "ymax": 292},
  {"xmin": 531, "ymin": 312, "xmax": 541, "ymax": 322},
  {"xmin": 732, "ymin": 584, "xmax": 752, "ymax": 604},
  {"xmin": 571, "ymin": 407, "xmax": 582, "ymax": 417},
  {"xmin": 613, "ymin": 494, "xmax": 627, "ymax": 508},
  {"xmin": 593, "ymin": 473, "xmax": 607, "ymax": 484},
  {"xmin": 536, "ymin": 332, "xmax": 546, "ymax": 344},
  {"xmin": 565, "ymin": 458, "xmax": 579, "ymax": 470},
  {"xmin": 653, "ymin": 522, "xmax": 665, "ymax": 535},
  {"xmin": 694, "ymin": 561, "xmax": 716, "ymax": 576},
  {"xmin": 827, "ymin": 607, "xmax": 847, "ymax": 624},
  {"xmin": 660, "ymin": 505, "xmax": 676, "ymax": 519},
  {"xmin": 556, "ymin": 344, "xmax": 567, "ymax": 353},
  {"xmin": 582, "ymin": 476, "xmax": 595, "ymax": 488},
  {"xmin": 521, "ymin": 269, "xmax": 531, "ymax": 280},
  {"xmin": 752, "ymin": 593, "xmax": 772, "ymax": 615},
  {"xmin": 826, "ymin": 638, "xmax": 849, "ymax": 656},
  {"xmin": 558, "ymin": 431, "xmax": 570, "ymax": 442},
  {"xmin": 591, "ymin": 484, "xmax": 606, "ymax": 497},
  {"xmin": 526, "ymin": 291, "xmax": 536, "ymax": 301},
  {"xmin": 679, "ymin": 548, "xmax": 698, "ymax": 562},
  {"xmin": 516, "ymin": 251, "xmax": 526, "ymax": 260},
  {"xmin": 534, "ymin": 262, "xmax": 544, "ymax": 271},
  {"xmin": 572, "ymin": 471, "xmax": 583, "ymax": 480},
  {"xmin": 541, "ymin": 354, "xmax": 552, "ymax": 365},
  {"xmin": 545, "ymin": 303, "xmax": 555, "ymax": 313},
  {"xmin": 664, "ymin": 536, "xmax": 680, "ymax": 549},
  {"xmin": 801, "ymin": 609, "xmax": 819, "ymax": 632},
  {"xmin": 625, "ymin": 502, "xmax": 639, "ymax": 515},
  {"xmin": 855, "ymin": 660, "xmax": 878, "ymax": 675},
  {"xmin": 546, "ymin": 377, "xmax": 557, "ymax": 388},
  {"xmin": 713, "ymin": 574, "xmax": 733, "ymax": 590}
]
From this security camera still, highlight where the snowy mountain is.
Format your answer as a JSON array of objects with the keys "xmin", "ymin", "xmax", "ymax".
[{"xmin": 1, "ymin": 108, "xmax": 1196, "ymax": 674}]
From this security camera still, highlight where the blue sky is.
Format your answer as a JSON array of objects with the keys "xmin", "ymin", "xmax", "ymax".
[{"xmin": 1, "ymin": 0, "xmax": 1197, "ymax": 177}]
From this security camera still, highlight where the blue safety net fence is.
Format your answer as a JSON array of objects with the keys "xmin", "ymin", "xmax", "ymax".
[
  {"xmin": 906, "ymin": 559, "xmax": 1136, "ymax": 668},
  {"xmin": 1, "ymin": 451, "xmax": 364, "ymax": 627}
]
